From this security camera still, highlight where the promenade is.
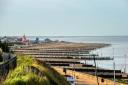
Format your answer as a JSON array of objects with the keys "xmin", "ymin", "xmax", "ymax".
[{"xmin": 53, "ymin": 67, "xmax": 125, "ymax": 85}]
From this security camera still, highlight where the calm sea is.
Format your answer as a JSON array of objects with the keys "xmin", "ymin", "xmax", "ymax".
[{"xmin": 28, "ymin": 36, "xmax": 128, "ymax": 72}]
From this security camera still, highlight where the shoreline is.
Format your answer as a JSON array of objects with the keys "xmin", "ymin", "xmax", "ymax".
[
  {"xmin": 14, "ymin": 41, "xmax": 110, "ymax": 50},
  {"xmin": 12, "ymin": 41, "xmax": 128, "ymax": 84}
]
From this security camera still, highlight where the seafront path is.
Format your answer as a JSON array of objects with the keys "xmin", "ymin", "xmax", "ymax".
[{"xmin": 53, "ymin": 67, "xmax": 125, "ymax": 85}]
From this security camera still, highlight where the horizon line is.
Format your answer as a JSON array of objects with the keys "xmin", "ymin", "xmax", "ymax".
[{"xmin": 1, "ymin": 35, "xmax": 128, "ymax": 37}]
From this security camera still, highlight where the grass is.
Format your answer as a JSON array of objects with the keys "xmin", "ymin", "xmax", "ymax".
[
  {"xmin": 4, "ymin": 55, "xmax": 69, "ymax": 85},
  {"xmin": 116, "ymin": 79, "xmax": 128, "ymax": 84}
]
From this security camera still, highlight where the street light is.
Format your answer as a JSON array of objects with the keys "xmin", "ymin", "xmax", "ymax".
[{"xmin": 92, "ymin": 54, "xmax": 99, "ymax": 85}]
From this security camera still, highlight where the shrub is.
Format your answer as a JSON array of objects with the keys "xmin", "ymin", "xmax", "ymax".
[{"xmin": 4, "ymin": 55, "xmax": 69, "ymax": 85}]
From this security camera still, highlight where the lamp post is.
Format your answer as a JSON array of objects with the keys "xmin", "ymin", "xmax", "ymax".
[
  {"xmin": 113, "ymin": 48, "xmax": 116, "ymax": 85},
  {"xmin": 92, "ymin": 54, "xmax": 99, "ymax": 85}
]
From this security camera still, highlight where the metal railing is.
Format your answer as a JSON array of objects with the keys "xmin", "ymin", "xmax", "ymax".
[{"xmin": 0, "ymin": 55, "xmax": 16, "ymax": 78}]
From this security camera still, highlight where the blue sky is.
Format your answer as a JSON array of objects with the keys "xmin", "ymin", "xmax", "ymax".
[{"xmin": 0, "ymin": 0, "xmax": 128, "ymax": 36}]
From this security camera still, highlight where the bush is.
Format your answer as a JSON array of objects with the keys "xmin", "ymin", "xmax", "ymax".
[
  {"xmin": 0, "ymin": 41, "xmax": 10, "ymax": 53},
  {"xmin": 4, "ymin": 55, "xmax": 69, "ymax": 85}
]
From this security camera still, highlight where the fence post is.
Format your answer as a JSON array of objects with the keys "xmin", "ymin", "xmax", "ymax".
[{"xmin": 0, "ymin": 55, "xmax": 17, "ymax": 79}]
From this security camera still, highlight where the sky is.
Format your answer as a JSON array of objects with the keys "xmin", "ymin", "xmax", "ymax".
[{"xmin": 0, "ymin": 0, "xmax": 128, "ymax": 36}]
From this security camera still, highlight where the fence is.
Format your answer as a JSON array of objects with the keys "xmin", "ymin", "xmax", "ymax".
[{"xmin": 0, "ymin": 55, "xmax": 16, "ymax": 78}]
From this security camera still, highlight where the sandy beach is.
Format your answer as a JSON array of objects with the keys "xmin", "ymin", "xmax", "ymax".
[
  {"xmin": 13, "ymin": 42, "xmax": 127, "ymax": 85},
  {"xmin": 53, "ymin": 67, "xmax": 125, "ymax": 85},
  {"xmin": 18, "ymin": 42, "xmax": 109, "ymax": 50}
]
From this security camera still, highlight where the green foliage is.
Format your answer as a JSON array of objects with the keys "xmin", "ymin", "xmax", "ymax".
[
  {"xmin": 16, "ymin": 55, "xmax": 33, "ymax": 66},
  {"xmin": 0, "ymin": 62, "xmax": 4, "ymax": 64},
  {"xmin": 117, "ymin": 79, "xmax": 128, "ymax": 84},
  {"xmin": 5, "ymin": 73, "xmax": 50, "ymax": 85},
  {"xmin": 4, "ymin": 56, "xmax": 50, "ymax": 85},
  {"xmin": 34, "ymin": 63, "xmax": 70, "ymax": 85},
  {"xmin": 0, "ymin": 41, "xmax": 10, "ymax": 52},
  {"xmin": 4, "ymin": 55, "xmax": 69, "ymax": 85}
]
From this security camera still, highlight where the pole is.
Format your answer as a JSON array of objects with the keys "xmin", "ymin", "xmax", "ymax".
[
  {"xmin": 113, "ymin": 48, "xmax": 116, "ymax": 85},
  {"xmin": 124, "ymin": 54, "xmax": 126, "ymax": 73},
  {"xmin": 93, "ymin": 54, "xmax": 99, "ymax": 85},
  {"xmin": 113, "ymin": 62, "xmax": 116, "ymax": 85}
]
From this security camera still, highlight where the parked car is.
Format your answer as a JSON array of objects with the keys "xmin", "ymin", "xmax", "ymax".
[{"xmin": 64, "ymin": 75, "xmax": 75, "ymax": 85}]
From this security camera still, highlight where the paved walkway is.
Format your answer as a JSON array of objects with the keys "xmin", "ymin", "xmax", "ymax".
[{"xmin": 53, "ymin": 67, "xmax": 126, "ymax": 85}]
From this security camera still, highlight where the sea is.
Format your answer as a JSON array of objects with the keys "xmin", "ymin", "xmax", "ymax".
[{"xmin": 28, "ymin": 36, "xmax": 128, "ymax": 73}]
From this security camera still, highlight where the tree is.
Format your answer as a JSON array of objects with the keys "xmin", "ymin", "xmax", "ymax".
[{"xmin": 0, "ymin": 41, "xmax": 10, "ymax": 52}]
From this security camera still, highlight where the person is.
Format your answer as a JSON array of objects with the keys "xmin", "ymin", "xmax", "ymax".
[{"xmin": 0, "ymin": 48, "xmax": 3, "ymax": 62}]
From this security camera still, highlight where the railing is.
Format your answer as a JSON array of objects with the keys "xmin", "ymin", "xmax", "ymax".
[{"xmin": 0, "ymin": 55, "xmax": 16, "ymax": 79}]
